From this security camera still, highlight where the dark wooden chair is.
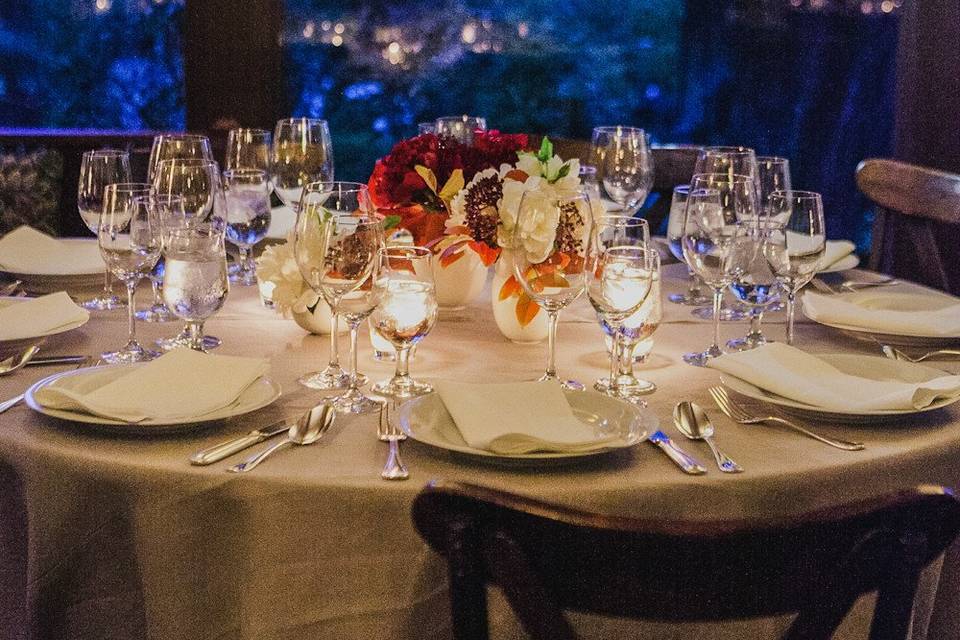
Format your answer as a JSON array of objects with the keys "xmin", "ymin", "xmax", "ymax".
[
  {"xmin": 857, "ymin": 158, "xmax": 960, "ymax": 295},
  {"xmin": 412, "ymin": 481, "xmax": 960, "ymax": 640}
]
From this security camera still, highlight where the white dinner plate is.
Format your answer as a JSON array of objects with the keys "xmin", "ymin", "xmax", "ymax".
[
  {"xmin": 24, "ymin": 365, "xmax": 282, "ymax": 435},
  {"xmin": 398, "ymin": 389, "xmax": 653, "ymax": 464},
  {"xmin": 0, "ymin": 296, "xmax": 89, "ymax": 355},
  {"xmin": 818, "ymin": 253, "xmax": 860, "ymax": 273},
  {"xmin": 1, "ymin": 239, "xmax": 105, "ymax": 293},
  {"xmin": 721, "ymin": 353, "xmax": 960, "ymax": 424}
]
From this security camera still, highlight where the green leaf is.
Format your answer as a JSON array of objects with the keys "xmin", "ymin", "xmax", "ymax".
[
  {"xmin": 383, "ymin": 214, "xmax": 401, "ymax": 230},
  {"xmin": 538, "ymin": 136, "xmax": 553, "ymax": 163},
  {"xmin": 555, "ymin": 162, "xmax": 570, "ymax": 180}
]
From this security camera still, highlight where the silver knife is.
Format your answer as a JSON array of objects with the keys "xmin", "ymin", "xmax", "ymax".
[
  {"xmin": 189, "ymin": 420, "xmax": 291, "ymax": 466},
  {"xmin": 27, "ymin": 355, "xmax": 89, "ymax": 367},
  {"xmin": 648, "ymin": 430, "xmax": 707, "ymax": 475}
]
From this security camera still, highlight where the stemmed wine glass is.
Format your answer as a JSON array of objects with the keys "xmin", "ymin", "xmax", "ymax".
[
  {"xmin": 135, "ymin": 193, "xmax": 183, "ymax": 323},
  {"xmin": 295, "ymin": 186, "xmax": 384, "ymax": 413},
  {"xmin": 272, "ymin": 118, "xmax": 334, "ymax": 212},
  {"xmin": 511, "ymin": 190, "xmax": 590, "ymax": 389},
  {"xmin": 77, "ymin": 149, "xmax": 131, "ymax": 310},
  {"xmin": 726, "ymin": 221, "xmax": 781, "ymax": 351},
  {"xmin": 764, "ymin": 190, "xmax": 826, "ymax": 345},
  {"xmin": 434, "ymin": 116, "xmax": 487, "ymax": 144},
  {"xmin": 223, "ymin": 169, "xmax": 272, "ymax": 285},
  {"xmin": 666, "ymin": 184, "xmax": 710, "ymax": 306},
  {"xmin": 226, "ymin": 128, "xmax": 273, "ymax": 174},
  {"xmin": 590, "ymin": 126, "xmax": 655, "ymax": 215},
  {"xmin": 161, "ymin": 222, "xmax": 230, "ymax": 352},
  {"xmin": 756, "ymin": 156, "xmax": 792, "ymax": 215},
  {"xmin": 147, "ymin": 134, "xmax": 214, "ymax": 184},
  {"xmin": 693, "ymin": 146, "xmax": 759, "ymax": 190},
  {"xmin": 98, "ymin": 190, "xmax": 161, "ymax": 363},
  {"xmin": 370, "ymin": 246, "xmax": 439, "ymax": 398}
]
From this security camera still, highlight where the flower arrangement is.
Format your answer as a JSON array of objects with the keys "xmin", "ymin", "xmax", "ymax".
[{"xmin": 255, "ymin": 230, "xmax": 320, "ymax": 316}]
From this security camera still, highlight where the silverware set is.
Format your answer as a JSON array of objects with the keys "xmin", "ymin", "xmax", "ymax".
[
  {"xmin": 810, "ymin": 275, "xmax": 899, "ymax": 294},
  {"xmin": 0, "ymin": 353, "xmax": 93, "ymax": 414},
  {"xmin": 374, "ymin": 396, "xmax": 408, "ymax": 481},
  {"xmin": 228, "ymin": 403, "xmax": 334, "ymax": 473}
]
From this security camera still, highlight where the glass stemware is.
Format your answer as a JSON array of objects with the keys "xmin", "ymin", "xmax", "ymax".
[
  {"xmin": 223, "ymin": 169, "xmax": 272, "ymax": 286},
  {"xmin": 370, "ymin": 247, "xmax": 439, "ymax": 398},
  {"xmin": 434, "ymin": 115, "xmax": 487, "ymax": 144},
  {"xmin": 726, "ymin": 221, "xmax": 781, "ymax": 351},
  {"xmin": 590, "ymin": 126, "xmax": 655, "ymax": 216},
  {"xmin": 693, "ymin": 146, "xmax": 759, "ymax": 197},
  {"xmin": 161, "ymin": 222, "xmax": 230, "ymax": 352},
  {"xmin": 225, "ymin": 128, "xmax": 272, "ymax": 174},
  {"xmin": 147, "ymin": 134, "xmax": 214, "ymax": 184},
  {"xmin": 756, "ymin": 156, "xmax": 792, "ymax": 215},
  {"xmin": 135, "ymin": 194, "xmax": 184, "ymax": 323},
  {"xmin": 272, "ymin": 118, "xmax": 334, "ymax": 212},
  {"xmin": 511, "ymin": 190, "xmax": 590, "ymax": 389},
  {"xmin": 98, "ymin": 190, "xmax": 161, "ymax": 363},
  {"xmin": 77, "ymin": 149, "xmax": 132, "ymax": 310},
  {"xmin": 295, "ymin": 187, "xmax": 383, "ymax": 412},
  {"xmin": 666, "ymin": 184, "xmax": 711, "ymax": 306},
  {"xmin": 764, "ymin": 190, "xmax": 826, "ymax": 345}
]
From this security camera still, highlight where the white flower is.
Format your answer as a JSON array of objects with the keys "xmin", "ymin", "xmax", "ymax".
[
  {"xmin": 515, "ymin": 152, "xmax": 542, "ymax": 178},
  {"xmin": 255, "ymin": 231, "xmax": 319, "ymax": 317},
  {"xmin": 447, "ymin": 187, "xmax": 467, "ymax": 229},
  {"xmin": 514, "ymin": 189, "xmax": 559, "ymax": 264},
  {"xmin": 497, "ymin": 171, "xmax": 542, "ymax": 250}
]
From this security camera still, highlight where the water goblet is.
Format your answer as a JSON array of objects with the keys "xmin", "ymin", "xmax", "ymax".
[
  {"xmin": 223, "ymin": 169, "xmax": 272, "ymax": 286},
  {"xmin": 135, "ymin": 193, "xmax": 184, "ymax": 323},
  {"xmin": 726, "ymin": 221, "xmax": 781, "ymax": 351},
  {"xmin": 225, "ymin": 128, "xmax": 272, "ymax": 174},
  {"xmin": 147, "ymin": 134, "xmax": 213, "ymax": 184},
  {"xmin": 371, "ymin": 247, "xmax": 439, "ymax": 399},
  {"xmin": 98, "ymin": 191, "xmax": 162, "ymax": 363},
  {"xmin": 511, "ymin": 190, "xmax": 590, "ymax": 389},
  {"xmin": 764, "ymin": 190, "xmax": 826, "ymax": 345},
  {"xmin": 77, "ymin": 149, "xmax": 132, "ymax": 310},
  {"xmin": 272, "ymin": 118, "xmax": 334, "ymax": 212},
  {"xmin": 590, "ymin": 126, "xmax": 655, "ymax": 216},
  {"xmin": 666, "ymin": 185, "xmax": 711, "ymax": 306},
  {"xmin": 693, "ymin": 146, "xmax": 759, "ymax": 198},
  {"xmin": 295, "ymin": 182, "xmax": 382, "ymax": 400},
  {"xmin": 434, "ymin": 116, "xmax": 487, "ymax": 144},
  {"xmin": 756, "ymin": 156, "xmax": 792, "ymax": 215}
]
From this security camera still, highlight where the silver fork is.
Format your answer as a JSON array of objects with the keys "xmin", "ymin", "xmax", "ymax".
[
  {"xmin": 0, "ymin": 280, "xmax": 22, "ymax": 296},
  {"xmin": 880, "ymin": 344, "xmax": 960, "ymax": 363},
  {"xmin": 708, "ymin": 386, "xmax": 865, "ymax": 451},
  {"xmin": 376, "ymin": 397, "xmax": 409, "ymax": 481},
  {"xmin": 0, "ymin": 356, "xmax": 93, "ymax": 414}
]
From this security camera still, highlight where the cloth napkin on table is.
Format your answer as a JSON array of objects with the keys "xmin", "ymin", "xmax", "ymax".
[
  {"xmin": 706, "ymin": 342, "xmax": 960, "ymax": 412},
  {"xmin": 0, "ymin": 292, "xmax": 89, "ymax": 341},
  {"xmin": 818, "ymin": 239, "xmax": 856, "ymax": 270},
  {"xmin": 803, "ymin": 289, "xmax": 960, "ymax": 337},
  {"xmin": 0, "ymin": 225, "xmax": 104, "ymax": 275},
  {"xmin": 432, "ymin": 380, "xmax": 623, "ymax": 455},
  {"xmin": 33, "ymin": 348, "xmax": 270, "ymax": 423}
]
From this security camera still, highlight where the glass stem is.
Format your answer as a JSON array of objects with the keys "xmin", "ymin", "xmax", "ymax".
[
  {"xmin": 102, "ymin": 271, "xmax": 112, "ymax": 298},
  {"xmin": 544, "ymin": 309, "xmax": 559, "ymax": 380},
  {"xmin": 608, "ymin": 334, "xmax": 621, "ymax": 393},
  {"xmin": 328, "ymin": 311, "xmax": 341, "ymax": 367},
  {"xmin": 687, "ymin": 269, "xmax": 703, "ymax": 297},
  {"xmin": 187, "ymin": 321, "xmax": 203, "ymax": 351},
  {"xmin": 786, "ymin": 291, "xmax": 797, "ymax": 346},
  {"xmin": 126, "ymin": 281, "xmax": 137, "ymax": 345},
  {"xmin": 151, "ymin": 278, "xmax": 162, "ymax": 305},
  {"xmin": 395, "ymin": 345, "xmax": 412, "ymax": 383},
  {"xmin": 620, "ymin": 340, "xmax": 636, "ymax": 377},
  {"xmin": 348, "ymin": 319, "xmax": 360, "ymax": 392},
  {"xmin": 238, "ymin": 246, "xmax": 249, "ymax": 273},
  {"xmin": 749, "ymin": 309, "xmax": 763, "ymax": 339},
  {"xmin": 712, "ymin": 287, "xmax": 723, "ymax": 349}
]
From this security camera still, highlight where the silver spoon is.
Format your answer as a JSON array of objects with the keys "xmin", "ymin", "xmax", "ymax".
[
  {"xmin": 227, "ymin": 402, "xmax": 334, "ymax": 473},
  {"xmin": 673, "ymin": 401, "xmax": 743, "ymax": 473},
  {"xmin": 0, "ymin": 345, "xmax": 41, "ymax": 376}
]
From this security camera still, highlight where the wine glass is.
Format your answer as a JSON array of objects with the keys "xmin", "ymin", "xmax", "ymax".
[
  {"xmin": 272, "ymin": 118, "xmax": 334, "ymax": 212},
  {"xmin": 666, "ymin": 184, "xmax": 711, "ymax": 306},
  {"xmin": 693, "ymin": 146, "xmax": 759, "ymax": 190},
  {"xmin": 511, "ymin": 190, "xmax": 590, "ymax": 389},
  {"xmin": 588, "ymin": 244, "xmax": 660, "ymax": 402},
  {"xmin": 161, "ymin": 222, "xmax": 229, "ymax": 352},
  {"xmin": 135, "ymin": 194, "xmax": 184, "ymax": 323},
  {"xmin": 764, "ymin": 190, "xmax": 826, "ymax": 345},
  {"xmin": 77, "ymin": 149, "xmax": 132, "ymax": 310},
  {"xmin": 590, "ymin": 126, "xmax": 655, "ymax": 215},
  {"xmin": 434, "ymin": 116, "xmax": 487, "ymax": 144},
  {"xmin": 417, "ymin": 122, "xmax": 436, "ymax": 135},
  {"xmin": 726, "ymin": 220, "xmax": 781, "ymax": 351},
  {"xmin": 225, "ymin": 128, "xmax": 272, "ymax": 174},
  {"xmin": 370, "ymin": 247, "xmax": 439, "ymax": 398},
  {"xmin": 98, "ymin": 190, "xmax": 161, "ymax": 363},
  {"xmin": 291, "ymin": 181, "xmax": 371, "ymax": 390},
  {"xmin": 756, "ymin": 156, "xmax": 792, "ymax": 215},
  {"xmin": 223, "ymin": 169, "xmax": 272, "ymax": 286},
  {"xmin": 147, "ymin": 134, "xmax": 213, "ymax": 184}
]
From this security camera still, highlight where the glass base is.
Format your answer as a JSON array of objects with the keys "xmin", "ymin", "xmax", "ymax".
[
  {"xmin": 135, "ymin": 303, "xmax": 176, "ymax": 323},
  {"xmin": 333, "ymin": 388, "xmax": 381, "ymax": 414},
  {"xmin": 683, "ymin": 344, "xmax": 724, "ymax": 367},
  {"xmin": 298, "ymin": 366, "xmax": 359, "ymax": 390},
  {"xmin": 372, "ymin": 377, "xmax": 434, "ymax": 399},
  {"xmin": 594, "ymin": 376, "xmax": 657, "ymax": 396},
  {"xmin": 228, "ymin": 263, "xmax": 257, "ymax": 286},
  {"xmin": 102, "ymin": 341, "xmax": 160, "ymax": 364},
  {"xmin": 156, "ymin": 333, "xmax": 221, "ymax": 352},
  {"xmin": 81, "ymin": 294, "xmax": 124, "ymax": 311},
  {"xmin": 726, "ymin": 334, "xmax": 770, "ymax": 352},
  {"xmin": 668, "ymin": 291, "xmax": 711, "ymax": 306},
  {"xmin": 691, "ymin": 306, "xmax": 748, "ymax": 322}
]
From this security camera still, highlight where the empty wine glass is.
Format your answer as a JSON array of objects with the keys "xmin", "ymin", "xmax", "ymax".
[
  {"xmin": 147, "ymin": 134, "xmax": 213, "ymax": 184},
  {"xmin": 162, "ymin": 222, "xmax": 229, "ymax": 352},
  {"xmin": 370, "ymin": 247, "xmax": 439, "ymax": 398},
  {"xmin": 666, "ymin": 184, "xmax": 711, "ymax": 306},
  {"xmin": 693, "ymin": 146, "xmax": 759, "ymax": 193},
  {"xmin": 295, "ymin": 187, "xmax": 383, "ymax": 412},
  {"xmin": 135, "ymin": 194, "xmax": 184, "ymax": 323},
  {"xmin": 417, "ymin": 122, "xmax": 436, "ymax": 135},
  {"xmin": 98, "ymin": 190, "xmax": 161, "ymax": 363},
  {"xmin": 272, "ymin": 118, "xmax": 334, "ymax": 212},
  {"xmin": 726, "ymin": 221, "xmax": 781, "ymax": 351},
  {"xmin": 225, "ymin": 128, "xmax": 272, "ymax": 174},
  {"xmin": 223, "ymin": 169, "xmax": 272, "ymax": 286},
  {"xmin": 434, "ymin": 116, "xmax": 487, "ymax": 144},
  {"xmin": 764, "ymin": 190, "xmax": 826, "ymax": 345},
  {"xmin": 511, "ymin": 190, "xmax": 590, "ymax": 389},
  {"xmin": 78, "ymin": 149, "xmax": 132, "ymax": 311},
  {"xmin": 590, "ymin": 126, "xmax": 655, "ymax": 215},
  {"xmin": 756, "ymin": 156, "xmax": 792, "ymax": 215}
]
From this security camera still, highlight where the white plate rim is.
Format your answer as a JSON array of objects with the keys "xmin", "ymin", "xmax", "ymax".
[
  {"xmin": 398, "ymin": 389, "xmax": 653, "ymax": 461},
  {"xmin": 0, "ymin": 296, "xmax": 89, "ymax": 346},
  {"xmin": 818, "ymin": 253, "xmax": 860, "ymax": 274},
  {"xmin": 24, "ymin": 365, "xmax": 281, "ymax": 433}
]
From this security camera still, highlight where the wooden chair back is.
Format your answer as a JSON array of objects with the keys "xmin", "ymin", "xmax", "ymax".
[
  {"xmin": 857, "ymin": 158, "xmax": 960, "ymax": 293},
  {"xmin": 413, "ymin": 481, "xmax": 960, "ymax": 640}
]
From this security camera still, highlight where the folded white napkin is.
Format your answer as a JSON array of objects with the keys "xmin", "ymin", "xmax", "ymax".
[
  {"xmin": 706, "ymin": 342, "xmax": 960, "ymax": 412},
  {"xmin": 819, "ymin": 240, "xmax": 855, "ymax": 270},
  {"xmin": 803, "ymin": 290, "xmax": 960, "ymax": 337},
  {"xmin": 0, "ymin": 292, "xmax": 89, "ymax": 341},
  {"xmin": 432, "ymin": 380, "xmax": 622, "ymax": 454},
  {"xmin": 0, "ymin": 226, "xmax": 104, "ymax": 275},
  {"xmin": 33, "ymin": 348, "xmax": 270, "ymax": 422}
]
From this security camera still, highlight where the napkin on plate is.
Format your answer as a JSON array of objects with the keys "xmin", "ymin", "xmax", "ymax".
[
  {"xmin": 706, "ymin": 342, "xmax": 960, "ymax": 412},
  {"xmin": 803, "ymin": 289, "xmax": 960, "ymax": 337},
  {"xmin": 432, "ymin": 380, "xmax": 623, "ymax": 454},
  {"xmin": 33, "ymin": 348, "xmax": 270, "ymax": 422},
  {"xmin": 0, "ymin": 226, "xmax": 104, "ymax": 275},
  {"xmin": 0, "ymin": 292, "xmax": 89, "ymax": 341},
  {"xmin": 819, "ymin": 239, "xmax": 856, "ymax": 270}
]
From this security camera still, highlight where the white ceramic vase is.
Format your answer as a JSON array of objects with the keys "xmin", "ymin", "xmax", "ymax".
[
  {"xmin": 292, "ymin": 299, "xmax": 348, "ymax": 335},
  {"xmin": 432, "ymin": 250, "xmax": 488, "ymax": 311},
  {"xmin": 490, "ymin": 253, "xmax": 548, "ymax": 343}
]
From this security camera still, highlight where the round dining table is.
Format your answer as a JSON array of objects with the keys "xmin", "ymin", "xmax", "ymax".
[{"xmin": 2, "ymin": 262, "xmax": 960, "ymax": 640}]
